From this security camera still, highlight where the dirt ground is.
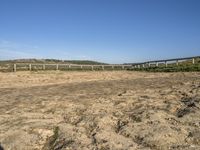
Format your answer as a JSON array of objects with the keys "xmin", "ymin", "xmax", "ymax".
[{"xmin": 0, "ymin": 71, "xmax": 200, "ymax": 150}]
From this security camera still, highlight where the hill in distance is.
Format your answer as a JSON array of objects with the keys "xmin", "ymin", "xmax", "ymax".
[{"xmin": 0, "ymin": 59, "xmax": 108, "ymax": 65}]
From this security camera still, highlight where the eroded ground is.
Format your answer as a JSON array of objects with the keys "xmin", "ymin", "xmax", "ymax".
[{"xmin": 0, "ymin": 71, "xmax": 200, "ymax": 150}]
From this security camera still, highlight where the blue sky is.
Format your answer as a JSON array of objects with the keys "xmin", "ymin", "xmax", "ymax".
[{"xmin": 0, "ymin": 0, "xmax": 200, "ymax": 63}]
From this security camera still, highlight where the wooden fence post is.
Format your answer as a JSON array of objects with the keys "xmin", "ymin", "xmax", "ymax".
[
  {"xmin": 156, "ymin": 62, "xmax": 159, "ymax": 67},
  {"xmin": 29, "ymin": 64, "xmax": 32, "ymax": 71},
  {"xmin": 13, "ymin": 64, "xmax": 16, "ymax": 72},
  {"xmin": 43, "ymin": 64, "xmax": 45, "ymax": 70},
  {"xmin": 165, "ymin": 61, "xmax": 168, "ymax": 67},
  {"xmin": 56, "ymin": 64, "xmax": 59, "ymax": 70},
  {"xmin": 176, "ymin": 60, "xmax": 179, "ymax": 66},
  {"xmin": 102, "ymin": 65, "xmax": 104, "ymax": 70},
  {"xmin": 192, "ymin": 58, "xmax": 195, "ymax": 64},
  {"xmin": 91, "ymin": 66, "xmax": 94, "ymax": 71}
]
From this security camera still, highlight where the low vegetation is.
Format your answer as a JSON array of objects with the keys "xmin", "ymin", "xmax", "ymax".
[{"xmin": 130, "ymin": 64, "xmax": 200, "ymax": 72}]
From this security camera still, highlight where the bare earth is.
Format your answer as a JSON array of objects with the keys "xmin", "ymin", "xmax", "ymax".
[{"xmin": 0, "ymin": 71, "xmax": 200, "ymax": 150}]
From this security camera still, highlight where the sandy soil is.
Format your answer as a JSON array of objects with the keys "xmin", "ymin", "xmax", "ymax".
[{"xmin": 0, "ymin": 71, "xmax": 200, "ymax": 150}]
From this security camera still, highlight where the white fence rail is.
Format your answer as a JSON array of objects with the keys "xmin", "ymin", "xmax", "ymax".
[{"xmin": 12, "ymin": 64, "xmax": 133, "ymax": 72}]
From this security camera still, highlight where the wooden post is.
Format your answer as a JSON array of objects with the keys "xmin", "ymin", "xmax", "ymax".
[
  {"xmin": 29, "ymin": 64, "xmax": 32, "ymax": 71},
  {"xmin": 122, "ymin": 65, "xmax": 124, "ymax": 69},
  {"xmin": 56, "ymin": 64, "xmax": 58, "ymax": 70},
  {"xmin": 112, "ymin": 66, "xmax": 114, "ymax": 70},
  {"xmin": 165, "ymin": 61, "xmax": 168, "ymax": 67},
  {"xmin": 81, "ymin": 65, "xmax": 83, "ymax": 69},
  {"xmin": 13, "ymin": 64, "xmax": 16, "ymax": 72},
  {"xmin": 102, "ymin": 65, "xmax": 104, "ymax": 70},
  {"xmin": 156, "ymin": 62, "xmax": 158, "ymax": 67},
  {"xmin": 176, "ymin": 60, "xmax": 179, "ymax": 66},
  {"xmin": 148, "ymin": 63, "xmax": 150, "ymax": 68},
  {"xmin": 91, "ymin": 65, "xmax": 94, "ymax": 71},
  {"xmin": 192, "ymin": 58, "xmax": 195, "ymax": 64},
  {"xmin": 43, "ymin": 64, "xmax": 45, "ymax": 70},
  {"xmin": 69, "ymin": 64, "xmax": 71, "ymax": 69}
]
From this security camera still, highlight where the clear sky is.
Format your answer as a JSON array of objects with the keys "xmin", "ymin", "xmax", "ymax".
[{"xmin": 0, "ymin": 0, "xmax": 200, "ymax": 63}]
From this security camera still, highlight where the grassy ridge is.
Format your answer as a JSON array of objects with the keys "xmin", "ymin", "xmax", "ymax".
[{"xmin": 0, "ymin": 59, "xmax": 107, "ymax": 65}]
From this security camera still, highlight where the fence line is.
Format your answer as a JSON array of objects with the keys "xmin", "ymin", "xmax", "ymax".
[
  {"xmin": 130, "ymin": 56, "xmax": 200, "ymax": 68},
  {"xmin": 12, "ymin": 64, "xmax": 133, "ymax": 72},
  {"xmin": 2, "ymin": 56, "xmax": 199, "ymax": 72}
]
